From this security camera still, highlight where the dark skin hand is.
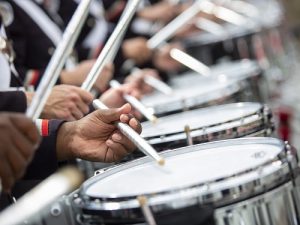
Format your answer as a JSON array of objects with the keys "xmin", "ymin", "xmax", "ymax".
[
  {"xmin": 26, "ymin": 85, "xmax": 94, "ymax": 121},
  {"xmin": 0, "ymin": 113, "xmax": 40, "ymax": 192},
  {"xmin": 56, "ymin": 104, "xmax": 142, "ymax": 163}
]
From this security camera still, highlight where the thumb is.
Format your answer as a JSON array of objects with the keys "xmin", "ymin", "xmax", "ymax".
[{"xmin": 95, "ymin": 103, "xmax": 132, "ymax": 124}]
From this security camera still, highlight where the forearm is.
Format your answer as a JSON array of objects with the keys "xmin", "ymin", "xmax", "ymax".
[
  {"xmin": 56, "ymin": 121, "xmax": 77, "ymax": 161},
  {"xmin": 23, "ymin": 119, "xmax": 65, "ymax": 180}
]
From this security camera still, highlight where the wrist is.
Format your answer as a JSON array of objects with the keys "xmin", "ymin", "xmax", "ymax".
[{"xmin": 56, "ymin": 121, "xmax": 77, "ymax": 160}]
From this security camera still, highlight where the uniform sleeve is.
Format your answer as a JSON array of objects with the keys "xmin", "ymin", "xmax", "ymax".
[
  {"xmin": 8, "ymin": 120, "xmax": 66, "ymax": 200},
  {"xmin": 22, "ymin": 119, "xmax": 65, "ymax": 180},
  {"xmin": 0, "ymin": 91, "xmax": 27, "ymax": 112},
  {"xmin": 5, "ymin": 1, "xmax": 59, "ymax": 89}
]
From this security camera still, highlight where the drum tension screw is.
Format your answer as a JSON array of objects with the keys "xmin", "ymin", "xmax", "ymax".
[
  {"xmin": 51, "ymin": 204, "xmax": 62, "ymax": 217},
  {"xmin": 184, "ymin": 125, "xmax": 194, "ymax": 146}
]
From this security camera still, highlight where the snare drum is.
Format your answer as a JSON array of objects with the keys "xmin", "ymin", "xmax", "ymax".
[
  {"xmin": 72, "ymin": 137, "xmax": 300, "ymax": 225},
  {"xmin": 171, "ymin": 59, "xmax": 267, "ymax": 102},
  {"xmin": 184, "ymin": 0, "xmax": 283, "ymax": 64},
  {"xmin": 142, "ymin": 76, "xmax": 242, "ymax": 117},
  {"xmin": 185, "ymin": 21, "xmax": 261, "ymax": 64},
  {"xmin": 141, "ymin": 102, "xmax": 273, "ymax": 152},
  {"xmin": 142, "ymin": 60, "xmax": 266, "ymax": 116}
]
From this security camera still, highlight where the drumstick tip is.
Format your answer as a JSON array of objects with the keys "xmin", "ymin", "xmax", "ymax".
[
  {"xmin": 158, "ymin": 158, "xmax": 165, "ymax": 166},
  {"xmin": 137, "ymin": 196, "xmax": 147, "ymax": 206},
  {"xmin": 151, "ymin": 116, "xmax": 158, "ymax": 124},
  {"xmin": 184, "ymin": 125, "xmax": 191, "ymax": 133}
]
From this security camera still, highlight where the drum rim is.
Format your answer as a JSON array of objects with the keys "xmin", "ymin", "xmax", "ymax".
[
  {"xmin": 184, "ymin": 21, "xmax": 262, "ymax": 46},
  {"xmin": 170, "ymin": 60, "xmax": 262, "ymax": 97},
  {"xmin": 184, "ymin": 2, "xmax": 283, "ymax": 47},
  {"xmin": 142, "ymin": 102, "xmax": 271, "ymax": 139},
  {"xmin": 210, "ymin": 59, "xmax": 261, "ymax": 79},
  {"xmin": 143, "ymin": 80, "xmax": 242, "ymax": 115},
  {"xmin": 77, "ymin": 138, "xmax": 296, "ymax": 212}
]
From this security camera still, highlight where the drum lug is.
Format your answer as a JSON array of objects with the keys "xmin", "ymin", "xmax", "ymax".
[
  {"xmin": 50, "ymin": 203, "xmax": 62, "ymax": 217},
  {"xmin": 263, "ymin": 105, "xmax": 272, "ymax": 121},
  {"xmin": 284, "ymin": 141, "xmax": 295, "ymax": 157},
  {"xmin": 263, "ymin": 105, "xmax": 274, "ymax": 134},
  {"xmin": 184, "ymin": 125, "xmax": 194, "ymax": 146},
  {"xmin": 94, "ymin": 168, "xmax": 108, "ymax": 176}
]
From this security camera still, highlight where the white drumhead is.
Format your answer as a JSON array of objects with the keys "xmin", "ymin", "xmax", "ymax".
[
  {"xmin": 170, "ymin": 60, "xmax": 260, "ymax": 88},
  {"xmin": 142, "ymin": 78, "xmax": 238, "ymax": 108},
  {"xmin": 212, "ymin": 60, "xmax": 260, "ymax": 77},
  {"xmin": 85, "ymin": 140, "xmax": 282, "ymax": 198},
  {"xmin": 142, "ymin": 102, "xmax": 262, "ymax": 138}
]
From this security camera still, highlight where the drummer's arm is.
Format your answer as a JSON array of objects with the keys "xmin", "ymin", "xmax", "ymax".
[
  {"xmin": 0, "ymin": 91, "xmax": 27, "ymax": 113},
  {"xmin": 22, "ymin": 119, "xmax": 65, "ymax": 180},
  {"xmin": 55, "ymin": 105, "xmax": 142, "ymax": 163},
  {"xmin": 21, "ymin": 104, "xmax": 142, "ymax": 180}
]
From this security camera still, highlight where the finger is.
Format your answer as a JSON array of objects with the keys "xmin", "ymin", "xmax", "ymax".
[
  {"xmin": 120, "ymin": 113, "xmax": 134, "ymax": 124},
  {"xmin": 70, "ymin": 105, "xmax": 85, "ymax": 120},
  {"xmin": 69, "ymin": 91, "xmax": 92, "ymax": 113},
  {"xmin": 111, "ymin": 131, "xmax": 136, "ymax": 153},
  {"xmin": 72, "ymin": 87, "xmax": 93, "ymax": 104},
  {"xmin": 105, "ymin": 140, "xmax": 132, "ymax": 162},
  {"xmin": 94, "ymin": 103, "xmax": 132, "ymax": 124},
  {"xmin": 72, "ymin": 109, "xmax": 84, "ymax": 120},
  {"xmin": 66, "ymin": 114, "xmax": 77, "ymax": 121},
  {"xmin": 10, "ymin": 114, "xmax": 40, "ymax": 145},
  {"xmin": 0, "ymin": 159, "xmax": 15, "ymax": 193},
  {"xmin": 129, "ymin": 89, "xmax": 142, "ymax": 99},
  {"xmin": 129, "ymin": 117, "xmax": 142, "ymax": 134},
  {"xmin": 75, "ymin": 100, "xmax": 90, "ymax": 115},
  {"xmin": 7, "ymin": 146, "xmax": 27, "ymax": 179},
  {"xmin": 67, "ymin": 102, "xmax": 83, "ymax": 120}
]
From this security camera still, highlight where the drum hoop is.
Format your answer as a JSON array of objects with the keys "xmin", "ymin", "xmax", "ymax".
[
  {"xmin": 143, "ymin": 102, "xmax": 270, "ymax": 140},
  {"xmin": 147, "ymin": 117, "xmax": 272, "ymax": 146},
  {"xmin": 149, "ymin": 81, "xmax": 242, "ymax": 115},
  {"xmin": 184, "ymin": 22, "xmax": 262, "ymax": 46},
  {"xmin": 174, "ymin": 59, "xmax": 262, "ymax": 83},
  {"xmin": 78, "ymin": 138, "xmax": 296, "ymax": 212}
]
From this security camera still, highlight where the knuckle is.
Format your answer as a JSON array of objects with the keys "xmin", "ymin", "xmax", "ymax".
[{"xmin": 69, "ymin": 93, "xmax": 80, "ymax": 102}]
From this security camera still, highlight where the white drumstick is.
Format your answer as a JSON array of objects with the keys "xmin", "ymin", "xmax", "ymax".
[
  {"xmin": 137, "ymin": 196, "xmax": 157, "ymax": 225},
  {"xmin": 81, "ymin": 0, "xmax": 141, "ymax": 92},
  {"xmin": 170, "ymin": 48, "xmax": 212, "ymax": 76},
  {"xmin": 195, "ymin": 18, "xmax": 227, "ymax": 37},
  {"xmin": 26, "ymin": 0, "xmax": 92, "ymax": 120},
  {"xmin": 109, "ymin": 80, "xmax": 158, "ymax": 123},
  {"xmin": 93, "ymin": 99, "xmax": 165, "ymax": 166},
  {"xmin": 144, "ymin": 76, "xmax": 173, "ymax": 95},
  {"xmin": 147, "ymin": 0, "xmax": 206, "ymax": 49},
  {"xmin": 122, "ymin": 1, "xmax": 207, "ymax": 72},
  {"xmin": 200, "ymin": 1, "xmax": 249, "ymax": 26},
  {"xmin": 225, "ymin": 0, "xmax": 259, "ymax": 18},
  {"xmin": 132, "ymin": 68, "xmax": 173, "ymax": 95},
  {"xmin": 0, "ymin": 167, "xmax": 83, "ymax": 225}
]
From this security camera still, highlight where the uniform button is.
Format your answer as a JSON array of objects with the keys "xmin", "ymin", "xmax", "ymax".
[{"xmin": 48, "ymin": 47, "xmax": 55, "ymax": 55}]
